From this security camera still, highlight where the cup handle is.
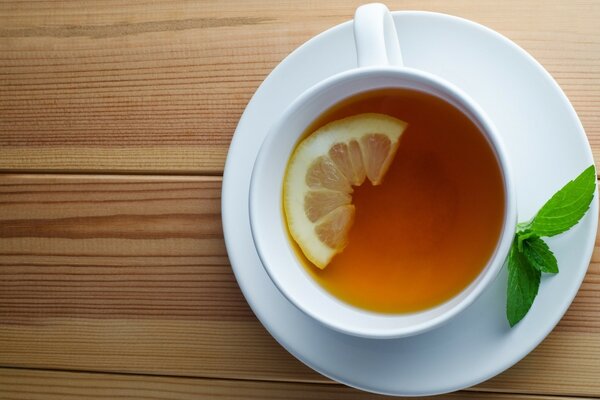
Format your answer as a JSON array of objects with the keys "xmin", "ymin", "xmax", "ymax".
[{"xmin": 354, "ymin": 3, "xmax": 403, "ymax": 67}]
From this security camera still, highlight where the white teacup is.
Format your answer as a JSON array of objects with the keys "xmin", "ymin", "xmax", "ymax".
[{"xmin": 249, "ymin": 3, "xmax": 517, "ymax": 339}]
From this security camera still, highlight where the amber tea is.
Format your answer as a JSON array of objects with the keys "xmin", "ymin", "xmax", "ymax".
[{"xmin": 286, "ymin": 88, "xmax": 506, "ymax": 313}]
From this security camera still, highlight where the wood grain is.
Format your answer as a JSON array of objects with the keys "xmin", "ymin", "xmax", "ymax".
[
  {"xmin": 1, "ymin": 174, "xmax": 600, "ymax": 396},
  {"xmin": 1, "ymin": 369, "xmax": 593, "ymax": 400},
  {"xmin": 1, "ymin": 0, "xmax": 599, "ymax": 173}
]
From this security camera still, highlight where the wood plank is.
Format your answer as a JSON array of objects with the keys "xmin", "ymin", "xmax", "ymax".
[
  {"xmin": 1, "ymin": 320, "xmax": 599, "ymax": 396},
  {"xmin": 1, "ymin": 174, "xmax": 600, "ymax": 396},
  {"xmin": 0, "ymin": 369, "xmax": 590, "ymax": 400},
  {"xmin": 1, "ymin": 0, "xmax": 598, "ymax": 173}
]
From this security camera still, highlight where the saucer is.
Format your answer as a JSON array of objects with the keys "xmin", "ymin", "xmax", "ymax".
[{"xmin": 222, "ymin": 11, "xmax": 598, "ymax": 396}]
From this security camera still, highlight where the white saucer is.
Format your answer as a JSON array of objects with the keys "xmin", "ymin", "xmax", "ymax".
[{"xmin": 222, "ymin": 11, "xmax": 598, "ymax": 396}]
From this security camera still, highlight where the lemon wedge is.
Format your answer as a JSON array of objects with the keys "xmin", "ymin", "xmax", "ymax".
[{"xmin": 284, "ymin": 113, "xmax": 407, "ymax": 268}]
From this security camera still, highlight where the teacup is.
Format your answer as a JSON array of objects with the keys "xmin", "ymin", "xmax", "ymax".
[{"xmin": 249, "ymin": 3, "xmax": 517, "ymax": 339}]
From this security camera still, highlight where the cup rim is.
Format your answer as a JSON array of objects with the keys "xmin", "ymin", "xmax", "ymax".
[{"xmin": 249, "ymin": 66, "xmax": 517, "ymax": 339}]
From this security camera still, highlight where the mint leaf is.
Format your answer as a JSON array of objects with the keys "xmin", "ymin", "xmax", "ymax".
[
  {"xmin": 528, "ymin": 165, "xmax": 596, "ymax": 237},
  {"xmin": 522, "ymin": 236, "xmax": 558, "ymax": 274},
  {"xmin": 507, "ymin": 239, "xmax": 541, "ymax": 327}
]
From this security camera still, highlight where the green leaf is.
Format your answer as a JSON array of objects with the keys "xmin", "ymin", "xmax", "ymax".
[
  {"xmin": 522, "ymin": 236, "xmax": 558, "ymax": 274},
  {"xmin": 507, "ymin": 238, "xmax": 541, "ymax": 327},
  {"xmin": 528, "ymin": 165, "xmax": 596, "ymax": 237}
]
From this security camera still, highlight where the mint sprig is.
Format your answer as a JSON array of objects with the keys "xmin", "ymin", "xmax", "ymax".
[{"xmin": 507, "ymin": 165, "xmax": 596, "ymax": 327}]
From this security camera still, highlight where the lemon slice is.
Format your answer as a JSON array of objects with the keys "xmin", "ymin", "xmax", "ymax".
[{"xmin": 284, "ymin": 113, "xmax": 408, "ymax": 268}]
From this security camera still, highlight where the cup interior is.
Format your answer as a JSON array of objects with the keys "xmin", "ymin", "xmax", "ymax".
[{"xmin": 249, "ymin": 67, "xmax": 516, "ymax": 339}]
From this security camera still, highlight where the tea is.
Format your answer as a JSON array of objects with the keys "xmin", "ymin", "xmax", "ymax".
[{"xmin": 288, "ymin": 88, "xmax": 505, "ymax": 313}]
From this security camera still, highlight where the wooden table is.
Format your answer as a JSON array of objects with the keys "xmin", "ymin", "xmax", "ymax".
[{"xmin": 1, "ymin": 1, "xmax": 599, "ymax": 398}]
